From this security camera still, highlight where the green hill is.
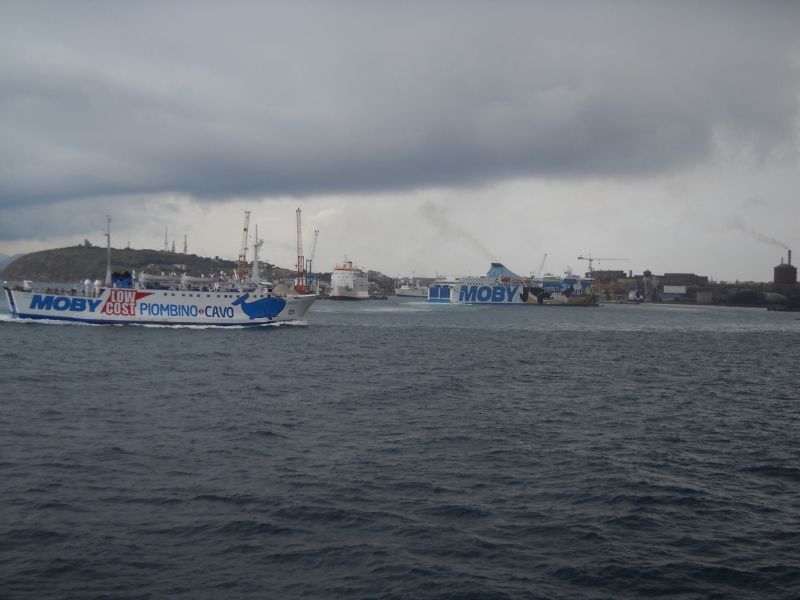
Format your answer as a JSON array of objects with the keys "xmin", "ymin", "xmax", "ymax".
[
  {"xmin": 0, "ymin": 253, "xmax": 25, "ymax": 272},
  {"xmin": 0, "ymin": 245, "xmax": 293, "ymax": 283}
]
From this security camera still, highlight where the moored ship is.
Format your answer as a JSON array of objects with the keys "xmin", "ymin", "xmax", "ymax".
[
  {"xmin": 329, "ymin": 259, "xmax": 369, "ymax": 300},
  {"xmin": 427, "ymin": 263, "xmax": 597, "ymax": 306},
  {"xmin": 3, "ymin": 220, "xmax": 316, "ymax": 326},
  {"xmin": 394, "ymin": 275, "xmax": 428, "ymax": 298}
]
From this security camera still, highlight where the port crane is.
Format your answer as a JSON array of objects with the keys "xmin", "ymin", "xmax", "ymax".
[
  {"xmin": 577, "ymin": 254, "xmax": 628, "ymax": 301},
  {"xmin": 535, "ymin": 253, "xmax": 548, "ymax": 278},
  {"xmin": 305, "ymin": 230, "xmax": 319, "ymax": 287},
  {"xmin": 577, "ymin": 254, "xmax": 627, "ymax": 273},
  {"xmin": 236, "ymin": 211, "xmax": 250, "ymax": 280},
  {"xmin": 295, "ymin": 208, "xmax": 306, "ymax": 291}
]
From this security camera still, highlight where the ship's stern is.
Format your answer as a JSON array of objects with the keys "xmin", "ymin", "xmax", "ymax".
[{"xmin": 427, "ymin": 283, "xmax": 452, "ymax": 303}]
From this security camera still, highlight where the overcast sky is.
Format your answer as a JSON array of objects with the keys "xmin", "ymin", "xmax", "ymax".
[{"xmin": 1, "ymin": 0, "xmax": 798, "ymax": 281}]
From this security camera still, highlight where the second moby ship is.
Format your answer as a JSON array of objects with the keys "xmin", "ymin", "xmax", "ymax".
[{"xmin": 428, "ymin": 263, "xmax": 597, "ymax": 306}]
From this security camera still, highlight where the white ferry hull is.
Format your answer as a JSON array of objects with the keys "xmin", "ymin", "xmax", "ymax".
[
  {"xmin": 395, "ymin": 288, "xmax": 428, "ymax": 298},
  {"xmin": 329, "ymin": 292, "xmax": 369, "ymax": 300},
  {"xmin": 4, "ymin": 287, "xmax": 316, "ymax": 326},
  {"xmin": 427, "ymin": 263, "xmax": 597, "ymax": 306},
  {"xmin": 429, "ymin": 282, "xmax": 597, "ymax": 305}
]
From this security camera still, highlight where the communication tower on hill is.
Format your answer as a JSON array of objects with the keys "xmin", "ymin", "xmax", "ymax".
[
  {"xmin": 163, "ymin": 227, "xmax": 169, "ymax": 252},
  {"xmin": 183, "ymin": 235, "xmax": 187, "ymax": 254}
]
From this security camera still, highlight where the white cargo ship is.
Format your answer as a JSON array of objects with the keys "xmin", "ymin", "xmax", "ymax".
[
  {"xmin": 3, "ymin": 221, "xmax": 316, "ymax": 326},
  {"xmin": 428, "ymin": 263, "xmax": 597, "ymax": 306},
  {"xmin": 329, "ymin": 259, "xmax": 369, "ymax": 300}
]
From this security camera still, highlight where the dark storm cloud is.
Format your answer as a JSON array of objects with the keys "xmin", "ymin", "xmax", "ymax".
[{"xmin": 0, "ymin": 1, "xmax": 798, "ymax": 209}]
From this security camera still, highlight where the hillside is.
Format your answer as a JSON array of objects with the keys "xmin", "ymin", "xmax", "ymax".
[
  {"xmin": 0, "ymin": 253, "xmax": 25, "ymax": 272},
  {"xmin": 0, "ymin": 245, "xmax": 292, "ymax": 283}
]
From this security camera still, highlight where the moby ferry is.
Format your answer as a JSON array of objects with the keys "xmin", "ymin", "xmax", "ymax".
[
  {"xmin": 428, "ymin": 263, "xmax": 597, "ymax": 306},
  {"xmin": 3, "ymin": 220, "xmax": 316, "ymax": 326}
]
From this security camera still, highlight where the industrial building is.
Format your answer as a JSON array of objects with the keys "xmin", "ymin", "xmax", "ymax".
[{"xmin": 774, "ymin": 251, "xmax": 797, "ymax": 298}]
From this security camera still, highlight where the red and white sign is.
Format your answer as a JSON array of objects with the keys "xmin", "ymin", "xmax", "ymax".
[{"xmin": 102, "ymin": 290, "xmax": 152, "ymax": 316}]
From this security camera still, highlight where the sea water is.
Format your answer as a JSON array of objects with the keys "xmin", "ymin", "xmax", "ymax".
[{"xmin": 1, "ymin": 298, "xmax": 799, "ymax": 599}]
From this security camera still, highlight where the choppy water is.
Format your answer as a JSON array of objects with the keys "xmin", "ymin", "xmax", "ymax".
[{"xmin": 1, "ymin": 298, "xmax": 799, "ymax": 599}]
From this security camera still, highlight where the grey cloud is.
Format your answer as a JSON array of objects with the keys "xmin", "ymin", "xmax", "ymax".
[{"xmin": 0, "ymin": 1, "xmax": 798, "ymax": 212}]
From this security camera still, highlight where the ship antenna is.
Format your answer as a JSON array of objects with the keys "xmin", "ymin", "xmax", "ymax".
[
  {"xmin": 252, "ymin": 224, "xmax": 263, "ymax": 285},
  {"xmin": 296, "ymin": 208, "xmax": 304, "ymax": 290},
  {"xmin": 104, "ymin": 215, "xmax": 112, "ymax": 286}
]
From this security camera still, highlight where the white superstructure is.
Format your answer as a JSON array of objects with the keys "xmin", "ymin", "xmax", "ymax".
[{"xmin": 329, "ymin": 259, "xmax": 369, "ymax": 300}]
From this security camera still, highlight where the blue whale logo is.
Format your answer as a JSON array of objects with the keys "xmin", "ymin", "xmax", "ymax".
[{"xmin": 231, "ymin": 293, "xmax": 286, "ymax": 320}]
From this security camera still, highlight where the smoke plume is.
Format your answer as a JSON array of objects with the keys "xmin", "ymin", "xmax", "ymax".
[
  {"xmin": 724, "ymin": 215, "xmax": 789, "ymax": 250},
  {"xmin": 417, "ymin": 201, "xmax": 498, "ymax": 263}
]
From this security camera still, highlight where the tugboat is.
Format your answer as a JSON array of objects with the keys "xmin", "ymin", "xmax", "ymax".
[{"xmin": 3, "ymin": 217, "xmax": 316, "ymax": 325}]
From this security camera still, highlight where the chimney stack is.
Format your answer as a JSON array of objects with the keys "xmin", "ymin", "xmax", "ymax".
[{"xmin": 789, "ymin": 250, "xmax": 792, "ymax": 265}]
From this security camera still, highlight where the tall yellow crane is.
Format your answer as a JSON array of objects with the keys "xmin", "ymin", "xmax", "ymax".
[
  {"xmin": 237, "ymin": 211, "xmax": 250, "ymax": 280},
  {"xmin": 577, "ymin": 254, "xmax": 627, "ymax": 301}
]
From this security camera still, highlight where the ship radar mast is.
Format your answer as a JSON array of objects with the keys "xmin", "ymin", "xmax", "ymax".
[
  {"xmin": 237, "ymin": 211, "xmax": 250, "ymax": 280},
  {"xmin": 296, "ymin": 208, "xmax": 305, "ymax": 289},
  {"xmin": 104, "ymin": 215, "xmax": 112, "ymax": 286},
  {"xmin": 251, "ymin": 224, "xmax": 263, "ymax": 285}
]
